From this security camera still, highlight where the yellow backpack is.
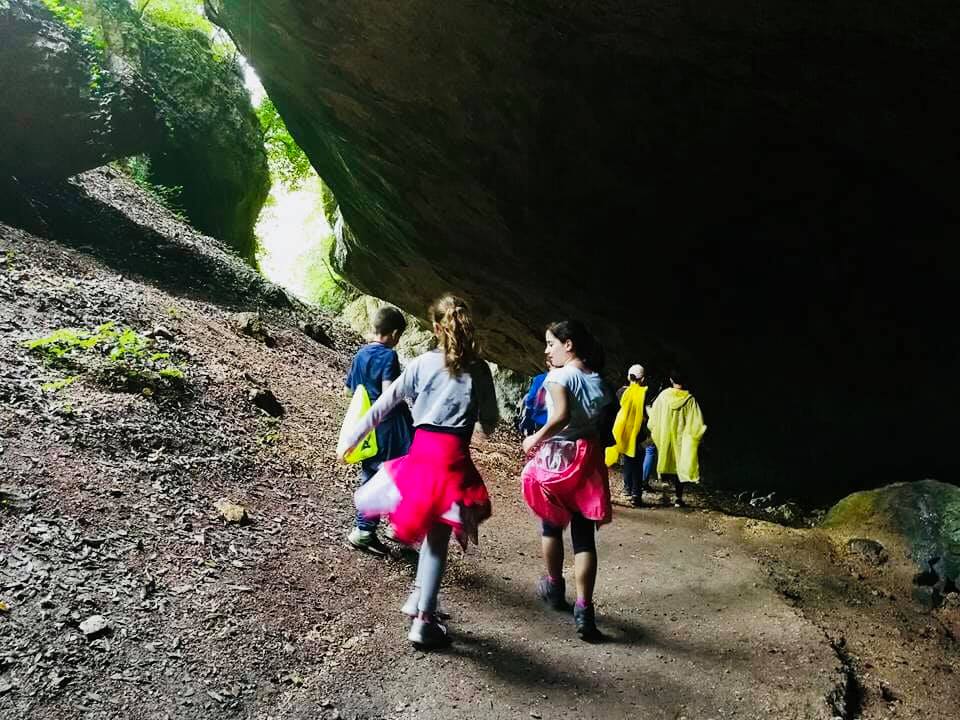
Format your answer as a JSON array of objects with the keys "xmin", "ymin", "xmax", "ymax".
[{"xmin": 339, "ymin": 385, "xmax": 378, "ymax": 464}]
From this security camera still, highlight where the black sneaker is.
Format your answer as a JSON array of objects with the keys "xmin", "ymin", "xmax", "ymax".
[
  {"xmin": 536, "ymin": 576, "xmax": 567, "ymax": 610},
  {"xmin": 631, "ymin": 495, "xmax": 646, "ymax": 508},
  {"xmin": 573, "ymin": 603, "xmax": 602, "ymax": 642}
]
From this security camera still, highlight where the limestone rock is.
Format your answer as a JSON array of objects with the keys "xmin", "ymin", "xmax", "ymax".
[
  {"xmin": 214, "ymin": 498, "xmax": 249, "ymax": 524},
  {"xmin": 0, "ymin": 0, "xmax": 161, "ymax": 180},
  {"xmin": 209, "ymin": 0, "xmax": 960, "ymax": 494},
  {"xmin": 79, "ymin": 614, "xmax": 111, "ymax": 639}
]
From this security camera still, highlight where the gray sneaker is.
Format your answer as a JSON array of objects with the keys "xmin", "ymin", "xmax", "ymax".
[
  {"xmin": 347, "ymin": 527, "xmax": 389, "ymax": 556},
  {"xmin": 400, "ymin": 589, "xmax": 450, "ymax": 620},
  {"xmin": 573, "ymin": 603, "xmax": 602, "ymax": 642},
  {"xmin": 536, "ymin": 576, "xmax": 567, "ymax": 610},
  {"xmin": 407, "ymin": 617, "xmax": 450, "ymax": 649}
]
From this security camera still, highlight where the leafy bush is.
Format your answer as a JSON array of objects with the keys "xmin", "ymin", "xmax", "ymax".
[
  {"xmin": 256, "ymin": 97, "xmax": 313, "ymax": 190},
  {"xmin": 24, "ymin": 322, "xmax": 188, "ymax": 397}
]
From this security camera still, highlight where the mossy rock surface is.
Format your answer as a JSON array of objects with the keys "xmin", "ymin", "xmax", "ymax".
[{"xmin": 822, "ymin": 480, "xmax": 960, "ymax": 588}]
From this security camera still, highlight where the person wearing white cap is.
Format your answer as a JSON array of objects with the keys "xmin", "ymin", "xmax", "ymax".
[{"xmin": 614, "ymin": 364, "xmax": 656, "ymax": 506}]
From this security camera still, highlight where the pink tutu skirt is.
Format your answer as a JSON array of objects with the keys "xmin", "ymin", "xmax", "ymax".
[
  {"xmin": 521, "ymin": 437, "xmax": 612, "ymax": 528},
  {"xmin": 355, "ymin": 428, "xmax": 491, "ymax": 548}
]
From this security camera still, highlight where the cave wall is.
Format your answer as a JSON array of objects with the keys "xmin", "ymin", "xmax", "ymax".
[{"xmin": 209, "ymin": 0, "xmax": 960, "ymax": 497}]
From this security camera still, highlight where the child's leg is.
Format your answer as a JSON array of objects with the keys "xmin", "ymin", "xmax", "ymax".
[
  {"xmin": 673, "ymin": 477, "xmax": 685, "ymax": 505},
  {"xmin": 621, "ymin": 454, "xmax": 637, "ymax": 496},
  {"xmin": 416, "ymin": 523, "xmax": 452, "ymax": 615},
  {"xmin": 641, "ymin": 445, "xmax": 657, "ymax": 492},
  {"xmin": 540, "ymin": 521, "xmax": 564, "ymax": 581},
  {"xmin": 355, "ymin": 459, "xmax": 381, "ymax": 531},
  {"xmin": 569, "ymin": 513, "xmax": 597, "ymax": 605}
]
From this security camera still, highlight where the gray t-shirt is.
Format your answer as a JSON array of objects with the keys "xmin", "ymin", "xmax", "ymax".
[
  {"xmin": 342, "ymin": 349, "xmax": 499, "ymax": 451},
  {"xmin": 544, "ymin": 364, "xmax": 613, "ymax": 441}
]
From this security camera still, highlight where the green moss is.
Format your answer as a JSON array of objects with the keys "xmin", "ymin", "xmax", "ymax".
[{"xmin": 24, "ymin": 322, "xmax": 188, "ymax": 397}]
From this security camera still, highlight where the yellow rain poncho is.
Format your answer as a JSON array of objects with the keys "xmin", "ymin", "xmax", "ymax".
[
  {"xmin": 647, "ymin": 388, "xmax": 706, "ymax": 482},
  {"xmin": 604, "ymin": 383, "xmax": 647, "ymax": 466}
]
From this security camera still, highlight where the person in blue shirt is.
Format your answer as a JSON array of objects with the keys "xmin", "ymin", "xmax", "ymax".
[
  {"xmin": 518, "ymin": 361, "xmax": 551, "ymax": 436},
  {"xmin": 344, "ymin": 306, "xmax": 414, "ymax": 555}
]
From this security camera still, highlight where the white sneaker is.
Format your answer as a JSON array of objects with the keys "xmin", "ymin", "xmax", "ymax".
[{"xmin": 407, "ymin": 617, "xmax": 449, "ymax": 648}]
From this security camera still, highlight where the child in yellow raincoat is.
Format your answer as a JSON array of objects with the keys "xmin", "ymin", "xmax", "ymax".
[
  {"xmin": 605, "ymin": 364, "xmax": 656, "ymax": 507},
  {"xmin": 647, "ymin": 370, "xmax": 706, "ymax": 507}
]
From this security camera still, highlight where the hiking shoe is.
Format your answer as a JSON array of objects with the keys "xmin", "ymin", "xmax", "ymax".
[
  {"xmin": 631, "ymin": 495, "xmax": 647, "ymax": 508},
  {"xmin": 673, "ymin": 499, "xmax": 687, "ymax": 508},
  {"xmin": 407, "ymin": 617, "xmax": 450, "ymax": 649},
  {"xmin": 347, "ymin": 527, "xmax": 389, "ymax": 556},
  {"xmin": 573, "ymin": 603, "xmax": 602, "ymax": 642},
  {"xmin": 536, "ymin": 576, "xmax": 567, "ymax": 610},
  {"xmin": 400, "ymin": 589, "xmax": 450, "ymax": 620}
]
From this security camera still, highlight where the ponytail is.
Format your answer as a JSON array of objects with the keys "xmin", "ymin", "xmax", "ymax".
[{"xmin": 430, "ymin": 294, "xmax": 479, "ymax": 375}]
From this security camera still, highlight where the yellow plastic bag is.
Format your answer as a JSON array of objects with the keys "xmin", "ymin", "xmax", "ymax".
[{"xmin": 339, "ymin": 385, "xmax": 378, "ymax": 464}]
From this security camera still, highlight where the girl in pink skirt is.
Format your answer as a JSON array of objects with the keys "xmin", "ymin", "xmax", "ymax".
[
  {"xmin": 338, "ymin": 295, "xmax": 499, "ymax": 648},
  {"xmin": 521, "ymin": 320, "xmax": 615, "ymax": 641}
]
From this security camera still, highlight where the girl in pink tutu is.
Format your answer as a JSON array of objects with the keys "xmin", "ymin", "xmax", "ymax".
[
  {"xmin": 520, "ymin": 320, "xmax": 615, "ymax": 641},
  {"xmin": 337, "ymin": 295, "xmax": 499, "ymax": 648}
]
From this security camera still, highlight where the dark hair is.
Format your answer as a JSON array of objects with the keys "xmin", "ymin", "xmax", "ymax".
[
  {"xmin": 668, "ymin": 368, "xmax": 685, "ymax": 387},
  {"xmin": 546, "ymin": 319, "xmax": 605, "ymax": 373},
  {"xmin": 373, "ymin": 306, "xmax": 407, "ymax": 336},
  {"xmin": 430, "ymin": 294, "xmax": 479, "ymax": 375}
]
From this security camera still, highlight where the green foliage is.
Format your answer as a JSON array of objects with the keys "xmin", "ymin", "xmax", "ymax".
[
  {"xmin": 24, "ymin": 322, "xmax": 188, "ymax": 397},
  {"xmin": 40, "ymin": 376, "xmax": 80, "ymax": 393},
  {"xmin": 256, "ymin": 97, "xmax": 312, "ymax": 190},
  {"xmin": 256, "ymin": 416, "xmax": 282, "ymax": 447},
  {"xmin": 113, "ymin": 155, "xmax": 187, "ymax": 217},
  {"xmin": 136, "ymin": 0, "xmax": 212, "ymax": 34},
  {"xmin": 301, "ymin": 239, "xmax": 355, "ymax": 313},
  {"xmin": 319, "ymin": 180, "xmax": 339, "ymax": 228},
  {"xmin": 39, "ymin": 0, "xmax": 108, "ymax": 88},
  {"xmin": 40, "ymin": 0, "xmax": 85, "ymax": 31}
]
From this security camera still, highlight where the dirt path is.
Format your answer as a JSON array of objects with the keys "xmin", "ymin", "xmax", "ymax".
[{"xmin": 286, "ymin": 460, "xmax": 842, "ymax": 720}]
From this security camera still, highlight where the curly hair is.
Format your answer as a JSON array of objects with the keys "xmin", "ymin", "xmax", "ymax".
[{"xmin": 430, "ymin": 294, "xmax": 480, "ymax": 375}]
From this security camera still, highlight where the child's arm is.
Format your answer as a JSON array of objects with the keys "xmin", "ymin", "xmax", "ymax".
[
  {"xmin": 521, "ymin": 382, "xmax": 569, "ymax": 454},
  {"xmin": 338, "ymin": 363, "xmax": 415, "ymax": 458},
  {"xmin": 475, "ymin": 362, "xmax": 500, "ymax": 435}
]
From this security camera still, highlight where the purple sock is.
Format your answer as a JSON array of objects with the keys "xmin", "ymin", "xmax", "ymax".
[{"xmin": 575, "ymin": 598, "xmax": 591, "ymax": 609}]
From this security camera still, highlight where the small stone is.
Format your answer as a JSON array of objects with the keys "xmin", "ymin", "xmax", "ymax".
[
  {"xmin": 79, "ymin": 615, "xmax": 111, "ymax": 640},
  {"xmin": 232, "ymin": 312, "xmax": 276, "ymax": 347},
  {"xmin": 846, "ymin": 538, "xmax": 888, "ymax": 565},
  {"xmin": 298, "ymin": 320, "xmax": 333, "ymax": 348},
  {"xmin": 215, "ymin": 499, "xmax": 249, "ymax": 524},
  {"xmin": 880, "ymin": 680, "xmax": 899, "ymax": 702},
  {"xmin": 147, "ymin": 325, "xmax": 175, "ymax": 340},
  {"xmin": 341, "ymin": 635, "xmax": 361, "ymax": 650},
  {"xmin": 530, "ymin": 712, "xmax": 542, "ymax": 719}
]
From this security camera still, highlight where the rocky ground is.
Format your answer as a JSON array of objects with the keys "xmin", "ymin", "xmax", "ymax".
[{"xmin": 0, "ymin": 169, "xmax": 957, "ymax": 719}]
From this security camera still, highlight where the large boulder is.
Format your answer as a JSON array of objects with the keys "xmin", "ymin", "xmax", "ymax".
[
  {"xmin": 1, "ymin": 0, "xmax": 268, "ymax": 262},
  {"xmin": 822, "ymin": 480, "xmax": 960, "ymax": 604},
  {"xmin": 0, "ymin": 0, "xmax": 161, "ymax": 180},
  {"xmin": 136, "ymin": 17, "xmax": 269, "ymax": 262},
  {"xmin": 210, "ymin": 2, "xmax": 960, "ymax": 493}
]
